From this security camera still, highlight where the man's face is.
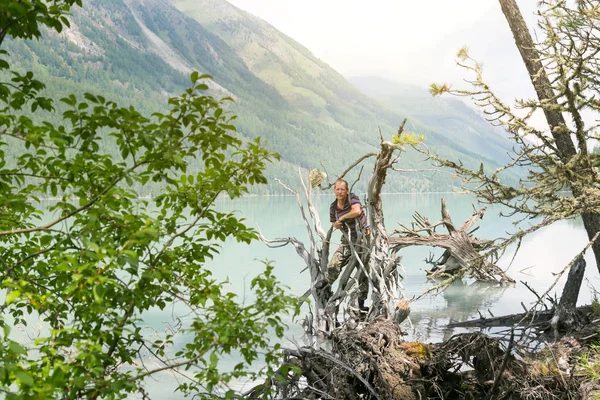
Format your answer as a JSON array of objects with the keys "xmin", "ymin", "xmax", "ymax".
[{"xmin": 334, "ymin": 182, "xmax": 348, "ymax": 200}]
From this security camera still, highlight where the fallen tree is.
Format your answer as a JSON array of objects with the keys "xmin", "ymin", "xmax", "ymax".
[
  {"xmin": 251, "ymin": 317, "xmax": 599, "ymax": 399},
  {"xmin": 261, "ymin": 125, "xmax": 410, "ymax": 335},
  {"xmin": 261, "ymin": 125, "xmax": 519, "ymax": 343},
  {"xmin": 390, "ymin": 198, "xmax": 514, "ymax": 284}
]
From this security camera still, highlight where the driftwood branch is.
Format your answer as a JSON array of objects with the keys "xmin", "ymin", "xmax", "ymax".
[
  {"xmin": 487, "ymin": 328, "xmax": 516, "ymax": 400},
  {"xmin": 261, "ymin": 177, "xmax": 333, "ymax": 334},
  {"xmin": 363, "ymin": 120, "xmax": 408, "ymax": 322},
  {"xmin": 261, "ymin": 124, "xmax": 412, "ymax": 334},
  {"xmin": 275, "ymin": 178, "xmax": 318, "ymax": 263},
  {"xmin": 390, "ymin": 198, "xmax": 514, "ymax": 285},
  {"xmin": 448, "ymin": 305, "xmax": 593, "ymax": 329},
  {"xmin": 298, "ymin": 168, "xmax": 327, "ymax": 242},
  {"xmin": 258, "ymin": 233, "xmax": 314, "ymax": 267},
  {"xmin": 319, "ymin": 153, "xmax": 377, "ymax": 190}
]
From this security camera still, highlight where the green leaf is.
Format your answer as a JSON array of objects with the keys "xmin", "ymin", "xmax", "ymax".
[
  {"xmin": 15, "ymin": 371, "xmax": 33, "ymax": 387},
  {"xmin": 290, "ymin": 365, "xmax": 302, "ymax": 375},
  {"xmin": 209, "ymin": 352, "xmax": 218, "ymax": 368},
  {"xmin": 8, "ymin": 342, "xmax": 27, "ymax": 355},
  {"xmin": 92, "ymin": 284, "xmax": 105, "ymax": 303},
  {"xmin": 51, "ymin": 367, "xmax": 65, "ymax": 385},
  {"xmin": 6, "ymin": 290, "xmax": 20, "ymax": 305}
]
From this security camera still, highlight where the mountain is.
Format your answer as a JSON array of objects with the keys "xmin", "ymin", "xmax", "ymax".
[
  {"xmin": 349, "ymin": 76, "xmax": 513, "ymax": 164},
  {"xmin": 170, "ymin": 0, "xmax": 515, "ymax": 174},
  {"xmin": 170, "ymin": 0, "xmax": 397, "ymax": 139},
  {"xmin": 2, "ymin": 0, "xmax": 515, "ymax": 194}
]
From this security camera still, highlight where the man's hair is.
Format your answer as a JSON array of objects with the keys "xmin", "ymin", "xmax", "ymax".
[{"xmin": 335, "ymin": 178, "xmax": 349, "ymax": 190}]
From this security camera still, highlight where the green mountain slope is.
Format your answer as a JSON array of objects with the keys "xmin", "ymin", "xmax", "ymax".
[
  {"xmin": 171, "ymin": 0, "xmax": 515, "ymax": 183},
  {"xmin": 2, "ymin": 0, "xmax": 515, "ymax": 194},
  {"xmin": 171, "ymin": 0, "xmax": 397, "ymax": 139}
]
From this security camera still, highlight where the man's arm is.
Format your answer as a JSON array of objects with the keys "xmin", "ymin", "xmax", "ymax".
[
  {"xmin": 333, "ymin": 203, "xmax": 362, "ymax": 230},
  {"xmin": 338, "ymin": 203, "xmax": 362, "ymax": 222}
]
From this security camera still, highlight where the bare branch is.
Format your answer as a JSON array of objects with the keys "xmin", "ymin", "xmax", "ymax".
[{"xmin": 318, "ymin": 153, "xmax": 377, "ymax": 190}]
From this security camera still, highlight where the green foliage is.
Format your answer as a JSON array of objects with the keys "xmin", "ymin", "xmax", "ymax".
[
  {"xmin": 0, "ymin": 0, "xmax": 81, "ymax": 42},
  {"xmin": 0, "ymin": 3, "xmax": 297, "ymax": 398},
  {"xmin": 392, "ymin": 132, "xmax": 425, "ymax": 146},
  {"xmin": 577, "ymin": 343, "xmax": 600, "ymax": 382}
]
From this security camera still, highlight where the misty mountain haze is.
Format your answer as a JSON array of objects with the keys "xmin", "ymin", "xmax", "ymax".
[{"xmin": 349, "ymin": 76, "xmax": 514, "ymax": 166}]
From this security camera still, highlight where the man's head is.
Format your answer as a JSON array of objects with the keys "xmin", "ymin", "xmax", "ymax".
[{"xmin": 334, "ymin": 179, "xmax": 348, "ymax": 201}]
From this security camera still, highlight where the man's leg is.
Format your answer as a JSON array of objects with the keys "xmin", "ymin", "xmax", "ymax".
[
  {"xmin": 326, "ymin": 238, "xmax": 350, "ymax": 284},
  {"xmin": 357, "ymin": 272, "xmax": 369, "ymax": 301}
]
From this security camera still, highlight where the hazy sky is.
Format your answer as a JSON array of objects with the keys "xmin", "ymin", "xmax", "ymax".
[{"xmin": 227, "ymin": 0, "xmax": 540, "ymax": 102}]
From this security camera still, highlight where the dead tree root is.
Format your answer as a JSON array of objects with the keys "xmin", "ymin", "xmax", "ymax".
[{"xmin": 266, "ymin": 319, "xmax": 593, "ymax": 400}]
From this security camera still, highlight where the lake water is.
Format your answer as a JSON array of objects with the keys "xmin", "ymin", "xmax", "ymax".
[{"xmin": 139, "ymin": 192, "xmax": 600, "ymax": 397}]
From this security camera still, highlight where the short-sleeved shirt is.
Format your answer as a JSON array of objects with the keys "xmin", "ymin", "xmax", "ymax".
[{"xmin": 330, "ymin": 193, "xmax": 368, "ymax": 235}]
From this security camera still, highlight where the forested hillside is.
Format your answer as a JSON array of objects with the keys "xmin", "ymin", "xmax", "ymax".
[{"xmin": 3, "ymin": 0, "xmax": 515, "ymax": 194}]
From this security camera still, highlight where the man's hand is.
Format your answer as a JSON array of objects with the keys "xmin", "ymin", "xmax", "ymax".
[{"xmin": 333, "ymin": 220, "xmax": 343, "ymax": 230}]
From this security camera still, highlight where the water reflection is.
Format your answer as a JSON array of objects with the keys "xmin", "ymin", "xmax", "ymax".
[
  {"xmin": 408, "ymin": 280, "xmax": 508, "ymax": 342},
  {"xmin": 33, "ymin": 194, "xmax": 600, "ymax": 398},
  {"xmin": 211, "ymin": 194, "xmax": 600, "ymax": 340}
]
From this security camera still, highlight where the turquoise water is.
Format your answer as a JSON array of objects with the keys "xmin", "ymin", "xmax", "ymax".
[
  {"xmin": 21, "ymin": 194, "xmax": 600, "ymax": 398},
  {"xmin": 138, "ymin": 193, "xmax": 599, "ymax": 397}
]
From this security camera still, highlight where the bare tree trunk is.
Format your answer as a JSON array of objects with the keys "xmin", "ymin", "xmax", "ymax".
[
  {"xmin": 365, "ymin": 132, "xmax": 405, "ymax": 320},
  {"xmin": 497, "ymin": 0, "xmax": 576, "ymax": 159},
  {"xmin": 581, "ymin": 213, "xmax": 600, "ymax": 275},
  {"xmin": 498, "ymin": 0, "xmax": 600, "ymax": 311},
  {"xmin": 552, "ymin": 256, "xmax": 586, "ymax": 331}
]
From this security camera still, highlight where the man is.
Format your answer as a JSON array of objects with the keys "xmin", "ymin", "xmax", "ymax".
[{"xmin": 326, "ymin": 178, "xmax": 370, "ymax": 312}]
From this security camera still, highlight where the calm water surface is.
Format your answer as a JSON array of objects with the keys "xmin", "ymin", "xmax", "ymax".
[
  {"xmin": 141, "ymin": 193, "xmax": 600, "ymax": 397},
  {"xmin": 29, "ymin": 194, "xmax": 593, "ymax": 397}
]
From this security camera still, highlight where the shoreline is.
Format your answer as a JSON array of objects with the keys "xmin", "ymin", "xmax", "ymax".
[{"xmin": 35, "ymin": 190, "xmax": 573, "ymax": 201}]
